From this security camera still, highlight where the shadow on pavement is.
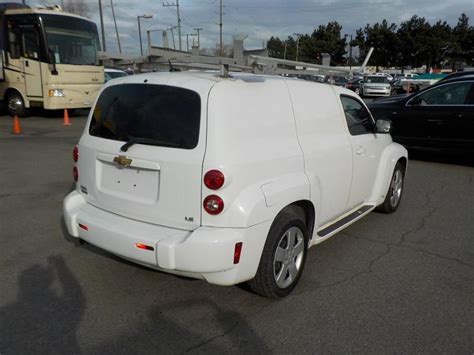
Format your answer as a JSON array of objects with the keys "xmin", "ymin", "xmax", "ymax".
[
  {"xmin": 0, "ymin": 255, "xmax": 85, "ymax": 353},
  {"xmin": 87, "ymin": 298, "xmax": 269, "ymax": 353},
  {"xmin": 409, "ymin": 149, "xmax": 474, "ymax": 167}
]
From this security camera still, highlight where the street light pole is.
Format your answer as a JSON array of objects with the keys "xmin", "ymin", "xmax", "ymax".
[
  {"xmin": 344, "ymin": 33, "xmax": 353, "ymax": 71},
  {"xmin": 98, "ymin": 0, "xmax": 106, "ymax": 51},
  {"xmin": 138, "ymin": 14, "xmax": 153, "ymax": 56},
  {"xmin": 349, "ymin": 35, "xmax": 353, "ymax": 71}
]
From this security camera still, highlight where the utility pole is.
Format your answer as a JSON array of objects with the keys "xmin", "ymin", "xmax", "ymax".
[
  {"xmin": 167, "ymin": 26, "xmax": 177, "ymax": 49},
  {"xmin": 219, "ymin": 0, "xmax": 223, "ymax": 56},
  {"xmin": 186, "ymin": 33, "xmax": 196, "ymax": 52},
  {"xmin": 98, "ymin": 0, "xmax": 106, "ymax": 51},
  {"xmin": 293, "ymin": 33, "xmax": 302, "ymax": 62},
  {"xmin": 110, "ymin": 0, "xmax": 121, "ymax": 53},
  {"xmin": 193, "ymin": 28, "xmax": 203, "ymax": 49},
  {"xmin": 163, "ymin": 1, "xmax": 182, "ymax": 51}
]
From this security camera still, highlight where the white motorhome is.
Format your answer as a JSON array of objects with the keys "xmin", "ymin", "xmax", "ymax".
[
  {"xmin": 0, "ymin": 4, "xmax": 103, "ymax": 116},
  {"xmin": 64, "ymin": 72, "xmax": 407, "ymax": 298}
]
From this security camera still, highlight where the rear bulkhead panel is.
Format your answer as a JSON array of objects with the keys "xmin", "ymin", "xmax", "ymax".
[{"xmin": 76, "ymin": 74, "xmax": 216, "ymax": 230}]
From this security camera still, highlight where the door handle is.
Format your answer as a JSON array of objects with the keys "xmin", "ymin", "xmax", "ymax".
[
  {"xmin": 25, "ymin": 60, "xmax": 29, "ymax": 67},
  {"xmin": 355, "ymin": 146, "xmax": 366, "ymax": 155},
  {"xmin": 427, "ymin": 119, "xmax": 442, "ymax": 123},
  {"xmin": 457, "ymin": 114, "xmax": 463, "ymax": 118}
]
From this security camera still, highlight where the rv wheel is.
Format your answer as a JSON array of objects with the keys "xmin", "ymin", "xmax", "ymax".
[{"xmin": 6, "ymin": 91, "xmax": 29, "ymax": 117}]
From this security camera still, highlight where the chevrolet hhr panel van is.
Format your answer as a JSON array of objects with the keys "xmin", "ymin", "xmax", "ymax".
[{"xmin": 64, "ymin": 72, "xmax": 407, "ymax": 298}]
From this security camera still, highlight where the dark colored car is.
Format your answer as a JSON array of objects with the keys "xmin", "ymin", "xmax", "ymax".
[
  {"xmin": 368, "ymin": 77, "xmax": 474, "ymax": 153},
  {"xmin": 345, "ymin": 78, "xmax": 363, "ymax": 95},
  {"xmin": 438, "ymin": 70, "xmax": 474, "ymax": 82},
  {"xmin": 325, "ymin": 76, "xmax": 348, "ymax": 87},
  {"xmin": 390, "ymin": 79, "xmax": 421, "ymax": 95}
]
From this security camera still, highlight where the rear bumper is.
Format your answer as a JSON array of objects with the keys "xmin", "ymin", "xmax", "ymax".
[
  {"xmin": 362, "ymin": 88, "xmax": 391, "ymax": 96},
  {"xmin": 63, "ymin": 191, "xmax": 270, "ymax": 286}
]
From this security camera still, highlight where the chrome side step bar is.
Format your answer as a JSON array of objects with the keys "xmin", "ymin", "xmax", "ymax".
[{"xmin": 317, "ymin": 205, "xmax": 374, "ymax": 237}]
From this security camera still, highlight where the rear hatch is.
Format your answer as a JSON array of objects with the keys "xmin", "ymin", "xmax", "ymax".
[{"xmin": 77, "ymin": 79, "xmax": 211, "ymax": 230}]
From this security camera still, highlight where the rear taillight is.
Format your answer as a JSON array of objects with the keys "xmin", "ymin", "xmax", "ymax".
[
  {"xmin": 204, "ymin": 170, "xmax": 225, "ymax": 190},
  {"xmin": 73, "ymin": 166, "xmax": 78, "ymax": 182},
  {"xmin": 73, "ymin": 145, "xmax": 79, "ymax": 162},
  {"xmin": 203, "ymin": 195, "xmax": 224, "ymax": 215}
]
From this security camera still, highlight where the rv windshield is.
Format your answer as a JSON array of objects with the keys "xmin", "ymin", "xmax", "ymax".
[{"xmin": 41, "ymin": 14, "xmax": 100, "ymax": 65}]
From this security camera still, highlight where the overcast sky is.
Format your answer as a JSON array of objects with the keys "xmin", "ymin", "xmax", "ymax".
[{"xmin": 34, "ymin": 0, "xmax": 474, "ymax": 55}]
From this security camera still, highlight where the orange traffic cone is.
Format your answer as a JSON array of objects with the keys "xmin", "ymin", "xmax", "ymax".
[
  {"xmin": 63, "ymin": 109, "xmax": 71, "ymax": 126},
  {"xmin": 12, "ymin": 115, "xmax": 22, "ymax": 134}
]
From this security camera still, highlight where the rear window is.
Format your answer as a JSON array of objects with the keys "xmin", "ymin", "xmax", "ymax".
[
  {"xmin": 364, "ymin": 76, "xmax": 389, "ymax": 83},
  {"xmin": 89, "ymin": 84, "xmax": 201, "ymax": 149}
]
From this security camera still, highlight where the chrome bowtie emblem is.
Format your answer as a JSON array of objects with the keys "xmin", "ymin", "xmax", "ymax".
[{"xmin": 113, "ymin": 155, "xmax": 132, "ymax": 167}]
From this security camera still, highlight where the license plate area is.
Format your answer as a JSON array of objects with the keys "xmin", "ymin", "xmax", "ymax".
[{"xmin": 97, "ymin": 160, "xmax": 160, "ymax": 204}]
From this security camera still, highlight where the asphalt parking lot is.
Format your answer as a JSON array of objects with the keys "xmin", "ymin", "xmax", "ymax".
[{"xmin": 1, "ymin": 112, "xmax": 473, "ymax": 354}]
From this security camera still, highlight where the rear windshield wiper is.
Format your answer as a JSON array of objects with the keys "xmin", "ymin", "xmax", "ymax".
[{"xmin": 120, "ymin": 137, "xmax": 182, "ymax": 152}]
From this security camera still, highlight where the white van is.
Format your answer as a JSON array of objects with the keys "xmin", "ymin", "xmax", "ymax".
[{"xmin": 64, "ymin": 72, "xmax": 407, "ymax": 298}]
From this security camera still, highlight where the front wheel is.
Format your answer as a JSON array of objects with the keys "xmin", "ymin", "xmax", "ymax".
[
  {"xmin": 247, "ymin": 207, "xmax": 308, "ymax": 298},
  {"xmin": 376, "ymin": 162, "xmax": 405, "ymax": 213},
  {"xmin": 5, "ymin": 91, "xmax": 29, "ymax": 117}
]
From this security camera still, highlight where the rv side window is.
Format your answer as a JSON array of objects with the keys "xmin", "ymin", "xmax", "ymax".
[
  {"xmin": 22, "ymin": 29, "xmax": 40, "ymax": 60},
  {"xmin": 7, "ymin": 24, "xmax": 21, "ymax": 59}
]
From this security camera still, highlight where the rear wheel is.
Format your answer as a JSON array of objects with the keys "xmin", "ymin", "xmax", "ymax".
[
  {"xmin": 247, "ymin": 207, "xmax": 308, "ymax": 298},
  {"xmin": 5, "ymin": 91, "xmax": 29, "ymax": 117},
  {"xmin": 376, "ymin": 162, "xmax": 405, "ymax": 213}
]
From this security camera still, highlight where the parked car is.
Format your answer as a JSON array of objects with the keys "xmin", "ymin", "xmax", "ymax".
[
  {"xmin": 325, "ymin": 75, "xmax": 348, "ymax": 86},
  {"xmin": 438, "ymin": 70, "xmax": 474, "ymax": 82},
  {"xmin": 104, "ymin": 68, "xmax": 128, "ymax": 82},
  {"xmin": 373, "ymin": 72, "xmax": 394, "ymax": 81},
  {"xmin": 394, "ymin": 73, "xmax": 419, "ymax": 80},
  {"xmin": 369, "ymin": 77, "xmax": 474, "ymax": 153},
  {"xmin": 64, "ymin": 72, "xmax": 407, "ymax": 298},
  {"xmin": 346, "ymin": 78, "xmax": 363, "ymax": 95},
  {"xmin": 360, "ymin": 75, "xmax": 391, "ymax": 97},
  {"xmin": 295, "ymin": 74, "xmax": 325, "ymax": 83},
  {"xmin": 390, "ymin": 79, "xmax": 421, "ymax": 95}
]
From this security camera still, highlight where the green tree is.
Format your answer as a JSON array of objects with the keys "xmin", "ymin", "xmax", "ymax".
[
  {"xmin": 397, "ymin": 16, "xmax": 431, "ymax": 71},
  {"xmin": 299, "ymin": 21, "xmax": 347, "ymax": 65},
  {"xmin": 355, "ymin": 20, "xmax": 399, "ymax": 69},
  {"xmin": 452, "ymin": 14, "xmax": 474, "ymax": 67}
]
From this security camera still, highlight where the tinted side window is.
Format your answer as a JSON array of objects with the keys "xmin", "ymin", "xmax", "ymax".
[
  {"xmin": 411, "ymin": 82, "xmax": 471, "ymax": 105},
  {"xmin": 340, "ymin": 96, "xmax": 374, "ymax": 135},
  {"xmin": 23, "ymin": 29, "xmax": 40, "ymax": 60},
  {"xmin": 90, "ymin": 84, "xmax": 201, "ymax": 149},
  {"xmin": 7, "ymin": 22, "xmax": 21, "ymax": 59}
]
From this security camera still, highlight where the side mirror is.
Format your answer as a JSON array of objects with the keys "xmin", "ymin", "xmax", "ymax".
[{"xmin": 375, "ymin": 119, "xmax": 392, "ymax": 134}]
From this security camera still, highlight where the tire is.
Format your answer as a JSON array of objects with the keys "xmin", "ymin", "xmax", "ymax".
[
  {"xmin": 375, "ymin": 162, "xmax": 405, "ymax": 214},
  {"xmin": 5, "ymin": 91, "xmax": 29, "ymax": 117},
  {"xmin": 247, "ymin": 206, "xmax": 308, "ymax": 298}
]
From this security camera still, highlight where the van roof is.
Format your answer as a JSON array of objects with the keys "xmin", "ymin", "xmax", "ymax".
[{"xmin": 109, "ymin": 71, "xmax": 312, "ymax": 86}]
